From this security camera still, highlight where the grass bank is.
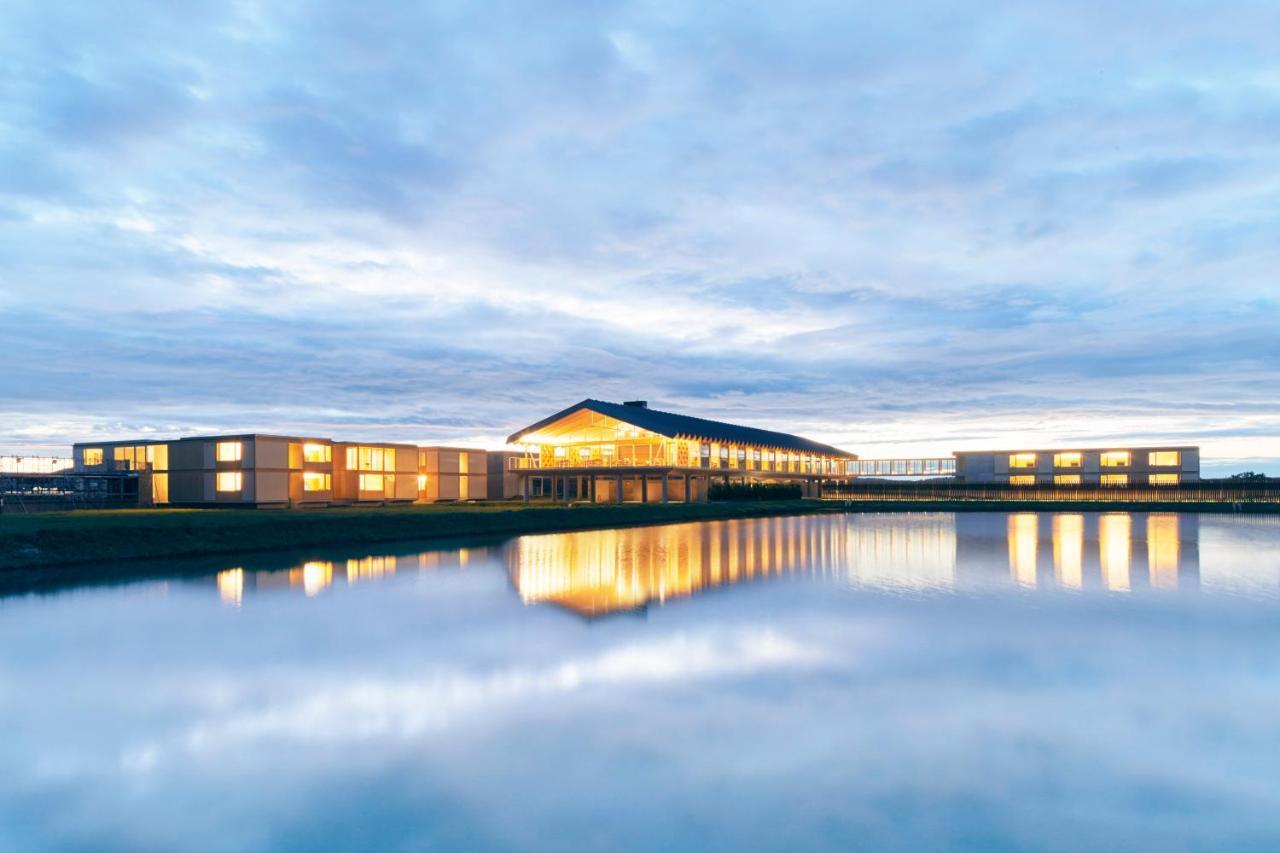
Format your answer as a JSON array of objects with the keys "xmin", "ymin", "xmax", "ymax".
[{"xmin": 0, "ymin": 500, "xmax": 843, "ymax": 573}]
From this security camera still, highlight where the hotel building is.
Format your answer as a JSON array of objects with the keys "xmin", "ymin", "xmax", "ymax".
[
  {"xmin": 954, "ymin": 447, "xmax": 1200, "ymax": 486},
  {"xmin": 505, "ymin": 398, "xmax": 857, "ymax": 502},
  {"xmin": 73, "ymin": 435, "xmax": 484, "ymax": 508}
]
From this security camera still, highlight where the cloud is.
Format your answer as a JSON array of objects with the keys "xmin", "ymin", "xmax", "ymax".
[{"xmin": 0, "ymin": 0, "xmax": 1277, "ymax": 469}]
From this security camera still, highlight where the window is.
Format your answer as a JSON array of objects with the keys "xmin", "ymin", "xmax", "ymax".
[
  {"xmin": 1100, "ymin": 451, "xmax": 1131, "ymax": 468},
  {"xmin": 1101, "ymin": 474, "xmax": 1129, "ymax": 486},
  {"xmin": 1009, "ymin": 453, "xmax": 1037, "ymax": 469},
  {"xmin": 359, "ymin": 473, "xmax": 384, "ymax": 492},
  {"xmin": 1054, "ymin": 452, "xmax": 1082, "ymax": 468},
  {"xmin": 1009, "ymin": 475, "xmax": 1036, "ymax": 486},
  {"xmin": 383, "ymin": 448, "xmax": 396, "ymax": 472},
  {"xmin": 216, "ymin": 441, "xmax": 243, "ymax": 462},
  {"xmin": 553, "ymin": 446, "xmax": 567, "ymax": 458},
  {"xmin": 1148, "ymin": 451, "xmax": 1181, "ymax": 467},
  {"xmin": 346, "ymin": 447, "xmax": 358, "ymax": 470},
  {"xmin": 216, "ymin": 471, "xmax": 242, "ymax": 492},
  {"xmin": 302, "ymin": 471, "xmax": 330, "ymax": 492},
  {"xmin": 1149, "ymin": 473, "xmax": 1180, "ymax": 486},
  {"xmin": 417, "ymin": 474, "xmax": 427, "ymax": 491},
  {"xmin": 303, "ymin": 443, "xmax": 331, "ymax": 463},
  {"xmin": 1054, "ymin": 474, "xmax": 1082, "ymax": 485},
  {"xmin": 82, "ymin": 448, "xmax": 103, "ymax": 466}
]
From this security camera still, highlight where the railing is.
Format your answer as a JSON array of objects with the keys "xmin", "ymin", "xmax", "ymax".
[
  {"xmin": 822, "ymin": 481, "xmax": 1280, "ymax": 505},
  {"xmin": 0, "ymin": 455, "xmax": 73, "ymax": 474},
  {"xmin": 0, "ymin": 473, "xmax": 140, "ymax": 512},
  {"xmin": 513, "ymin": 457, "xmax": 841, "ymax": 475}
]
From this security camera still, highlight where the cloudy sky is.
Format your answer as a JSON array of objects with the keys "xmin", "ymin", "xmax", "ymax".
[{"xmin": 2, "ymin": 1, "xmax": 1278, "ymax": 473}]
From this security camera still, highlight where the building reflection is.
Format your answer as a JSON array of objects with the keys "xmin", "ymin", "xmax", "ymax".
[
  {"xmin": 958, "ymin": 512, "xmax": 1199, "ymax": 593},
  {"xmin": 208, "ymin": 512, "xmax": 1201, "ymax": 613}
]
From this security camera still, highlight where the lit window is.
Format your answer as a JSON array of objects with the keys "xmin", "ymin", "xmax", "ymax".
[
  {"xmin": 1009, "ymin": 475, "xmax": 1036, "ymax": 486},
  {"xmin": 82, "ymin": 448, "xmax": 103, "ymax": 466},
  {"xmin": 303, "ymin": 443, "xmax": 331, "ymax": 463},
  {"xmin": 554, "ymin": 447, "xmax": 567, "ymax": 458},
  {"xmin": 579, "ymin": 447, "xmax": 592, "ymax": 458},
  {"xmin": 384, "ymin": 448, "xmax": 396, "ymax": 472},
  {"xmin": 359, "ymin": 473, "xmax": 384, "ymax": 492},
  {"xmin": 216, "ymin": 471, "xmax": 243, "ymax": 492},
  {"xmin": 346, "ymin": 447, "xmax": 358, "ymax": 470},
  {"xmin": 1054, "ymin": 474, "xmax": 1082, "ymax": 485},
  {"xmin": 1100, "ymin": 451, "xmax": 1131, "ymax": 468},
  {"xmin": 302, "ymin": 471, "xmax": 330, "ymax": 492},
  {"xmin": 1148, "ymin": 451, "xmax": 1181, "ymax": 467},
  {"xmin": 216, "ymin": 441, "xmax": 243, "ymax": 462},
  {"xmin": 1149, "ymin": 473, "xmax": 1180, "ymax": 486},
  {"xmin": 417, "ymin": 474, "xmax": 427, "ymax": 491},
  {"xmin": 1053, "ymin": 452, "xmax": 1082, "ymax": 468},
  {"xmin": 370, "ymin": 448, "xmax": 384, "ymax": 471},
  {"xmin": 1009, "ymin": 453, "xmax": 1037, "ymax": 469},
  {"xmin": 1101, "ymin": 474, "xmax": 1129, "ymax": 486}
]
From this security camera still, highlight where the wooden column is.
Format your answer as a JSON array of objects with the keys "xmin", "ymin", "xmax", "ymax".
[{"xmin": 661, "ymin": 474, "xmax": 669, "ymax": 503}]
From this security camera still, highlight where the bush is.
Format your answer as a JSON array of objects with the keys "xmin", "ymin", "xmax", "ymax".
[{"xmin": 708, "ymin": 481, "xmax": 803, "ymax": 502}]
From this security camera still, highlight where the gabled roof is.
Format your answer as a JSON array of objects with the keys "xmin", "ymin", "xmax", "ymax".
[{"xmin": 506, "ymin": 399, "xmax": 855, "ymax": 458}]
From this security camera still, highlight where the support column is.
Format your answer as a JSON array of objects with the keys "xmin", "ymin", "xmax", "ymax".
[
  {"xmin": 521, "ymin": 474, "xmax": 529, "ymax": 502},
  {"xmin": 661, "ymin": 474, "xmax": 669, "ymax": 503},
  {"xmin": 683, "ymin": 474, "xmax": 691, "ymax": 503},
  {"xmin": 641, "ymin": 475, "xmax": 649, "ymax": 503},
  {"xmin": 615, "ymin": 474, "xmax": 623, "ymax": 504}
]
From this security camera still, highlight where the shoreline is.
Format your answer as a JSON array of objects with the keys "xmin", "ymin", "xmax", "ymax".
[{"xmin": 2, "ymin": 499, "xmax": 1276, "ymax": 576}]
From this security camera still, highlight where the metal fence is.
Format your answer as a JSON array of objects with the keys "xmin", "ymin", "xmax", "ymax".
[
  {"xmin": 0, "ymin": 473, "xmax": 140, "ymax": 512},
  {"xmin": 822, "ymin": 480, "xmax": 1280, "ymax": 505}
]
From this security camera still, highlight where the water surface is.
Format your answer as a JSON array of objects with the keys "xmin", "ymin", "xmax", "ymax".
[{"xmin": 2, "ymin": 511, "xmax": 1278, "ymax": 851}]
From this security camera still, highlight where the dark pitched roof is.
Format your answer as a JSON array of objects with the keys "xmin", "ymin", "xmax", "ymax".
[{"xmin": 507, "ymin": 399, "xmax": 855, "ymax": 457}]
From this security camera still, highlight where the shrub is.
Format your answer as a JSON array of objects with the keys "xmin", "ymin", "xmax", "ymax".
[{"xmin": 708, "ymin": 481, "xmax": 803, "ymax": 502}]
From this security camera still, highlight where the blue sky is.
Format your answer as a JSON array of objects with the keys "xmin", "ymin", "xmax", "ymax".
[{"xmin": 1, "ymin": 1, "xmax": 1278, "ymax": 473}]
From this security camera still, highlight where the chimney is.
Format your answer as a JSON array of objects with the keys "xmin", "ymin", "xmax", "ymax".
[{"xmin": 622, "ymin": 400, "xmax": 648, "ymax": 408}]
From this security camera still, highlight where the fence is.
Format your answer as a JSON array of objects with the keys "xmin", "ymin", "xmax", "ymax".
[
  {"xmin": 0, "ymin": 473, "xmax": 140, "ymax": 512},
  {"xmin": 822, "ymin": 480, "xmax": 1280, "ymax": 506}
]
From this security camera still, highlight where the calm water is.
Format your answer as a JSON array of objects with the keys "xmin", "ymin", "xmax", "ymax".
[{"xmin": 2, "ymin": 511, "xmax": 1279, "ymax": 851}]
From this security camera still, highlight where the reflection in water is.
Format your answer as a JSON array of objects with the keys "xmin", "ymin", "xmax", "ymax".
[
  {"xmin": 207, "ymin": 512, "xmax": 1207, "ymax": 614},
  {"xmin": 1053, "ymin": 515, "xmax": 1084, "ymax": 589}
]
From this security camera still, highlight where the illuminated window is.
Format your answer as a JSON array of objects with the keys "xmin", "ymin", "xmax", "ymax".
[
  {"xmin": 1101, "ymin": 474, "xmax": 1129, "ymax": 486},
  {"xmin": 1100, "ymin": 451, "xmax": 1131, "ymax": 468},
  {"xmin": 346, "ymin": 447, "xmax": 358, "ymax": 470},
  {"xmin": 1009, "ymin": 453, "xmax": 1037, "ymax": 469},
  {"xmin": 1054, "ymin": 474, "xmax": 1082, "ymax": 485},
  {"xmin": 302, "ymin": 443, "xmax": 331, "ymax": 463},
  {"xmin": 554, "ymin": 446, "xmax": 567, "ymax": 458},
  {"xmin": 383, "ymin": 448, "xmax": 395, "ymax": 472},
  {"xmin": 579, "ymin": 447, "xmax": 592, "ymax": 458},
  {"xmin": 216, "ymin": 471, "xmax": 242, "ymax": 492},
  {"xmin": 1149, "ymin": 473, "xmax": 1180, "ymax": 486},
  {"xmin": 216, "ymin": 441, "xmax": 243, "ymax": 462},
  {"xmin": 1009, "ymin": 475, "xmax": 1036, "ymax": 486},
  {"xmin": 417, "ymin": 474, "xmax": 427, "ymax": 491},
  {"xmin": 82, "ymin": 448, "xmax": 103, "ymax": 466},
  {"xmin": 302, "ymin": 471, "xmax": 330, "ymax": 492},
  {"xmin": 359, "ymin": 473, "xmax": 384, "ymax": 492},
  {"xmin": 1053, "ymin": 452, "xmax": 1082, "ymax": 468},
  {"xmin": 1148, "ymin": 451, "xmax": 1181, "ymax": 467}
]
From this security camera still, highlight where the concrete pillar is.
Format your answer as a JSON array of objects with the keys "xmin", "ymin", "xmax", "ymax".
[
  {"xmin": 641, "ymin": 475, "xmax": 649, "ymax": 503},
  {"xmin": 521, "ymin": 475, "xmax": 528, "ymax": 502},
  {"xmin": 661, "ymin": 474, "xmax": 669, "ymax": 503},
  {"xmin": 615, "ymin": 474, "xmax": 623, "ymax": 504},
  {"xmin": 683, "ymin": 475, "xmax": 691, "ymax": 503}
]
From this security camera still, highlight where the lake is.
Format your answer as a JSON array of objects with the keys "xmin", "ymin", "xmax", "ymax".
[{"xmin": 2, "ymin": 511, "xmax": 1279, "ymax": 851}]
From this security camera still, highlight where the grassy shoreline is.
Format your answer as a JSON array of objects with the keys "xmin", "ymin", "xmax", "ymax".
[
  {"xmin": 2, "ymin": 498, "xmax": 1275, "ymax": 576},
  {"xmin": 0, "ymin": 501, "xmax": 846, "ymax": 573}
]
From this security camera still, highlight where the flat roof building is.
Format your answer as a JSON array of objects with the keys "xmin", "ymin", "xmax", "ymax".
[
  {"xmin": 73, "ymin": 435, "xmax": 488, "ymax": 508},
  {"xmin": 954, "ymin": 447, "xmax": 1200, "ymax": 486}
]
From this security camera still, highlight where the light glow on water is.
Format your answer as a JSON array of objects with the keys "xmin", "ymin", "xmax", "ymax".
[{"xmin": 2, "ymin": 512, "xmax": 1279, "ymax": 850}]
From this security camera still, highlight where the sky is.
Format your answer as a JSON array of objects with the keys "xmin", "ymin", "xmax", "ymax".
[{"xmin": 1, "ymin": 0, "xmax": 1278, "ymax": 474}]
